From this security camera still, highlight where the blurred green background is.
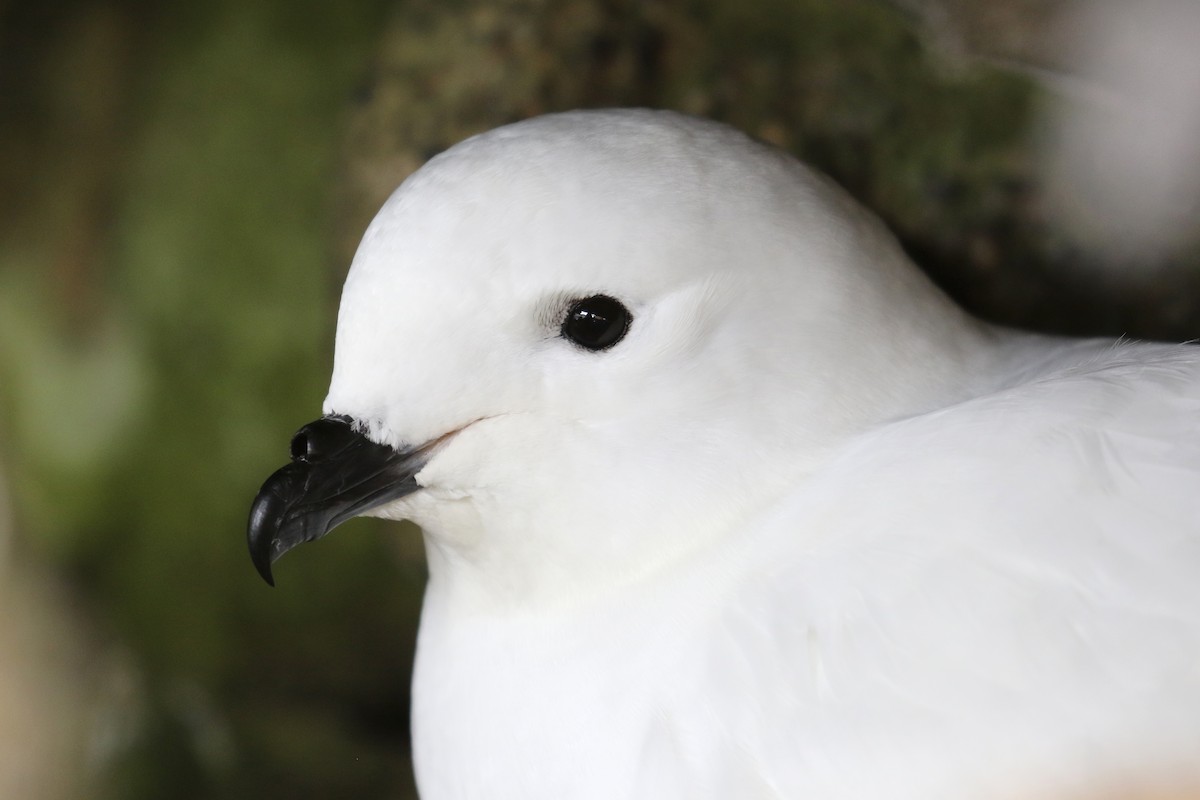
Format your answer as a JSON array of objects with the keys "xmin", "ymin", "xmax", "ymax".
[{"xmin": 1, "ymin": 1, "xmax": 1197, "ymax": 798}]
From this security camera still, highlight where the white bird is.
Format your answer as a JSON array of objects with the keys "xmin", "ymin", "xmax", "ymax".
[{"xmin": 248, "ymin": 109, "xmax": 1200, "ymax": 800}]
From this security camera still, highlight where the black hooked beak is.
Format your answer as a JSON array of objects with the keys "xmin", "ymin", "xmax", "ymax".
[{"xmin": 247, "ymin": 415, "xmax": 425, "ymax": 586}]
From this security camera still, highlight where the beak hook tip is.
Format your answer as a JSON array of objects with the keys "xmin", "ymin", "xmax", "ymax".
[{"xmin": 249, "ymin": 538, "xmax": 278, "ymax": 587}]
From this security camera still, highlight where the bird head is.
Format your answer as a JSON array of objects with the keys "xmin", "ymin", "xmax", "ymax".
[{"xmin": 248, "ymin": 109, "xmax": 985, "ymax": 603}]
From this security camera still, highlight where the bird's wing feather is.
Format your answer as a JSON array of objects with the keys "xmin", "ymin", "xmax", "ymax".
[{"xmin": 658, "ymin": 343, "xmax": 1200, "ymax": 800}]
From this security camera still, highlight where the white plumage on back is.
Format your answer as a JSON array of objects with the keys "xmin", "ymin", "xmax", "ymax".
[{"xmin": 319, "ymin": 109, "xmax": 1200, "ymax": 799}]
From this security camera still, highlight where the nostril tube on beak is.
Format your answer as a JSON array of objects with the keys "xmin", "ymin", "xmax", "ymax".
[
  {"xmin": 290, "ymin": 431, "xmax": 310, "ymax": 462},
  {"xmin": 289, "ymin": 414, "xmax": 356, "ymax": 463}
]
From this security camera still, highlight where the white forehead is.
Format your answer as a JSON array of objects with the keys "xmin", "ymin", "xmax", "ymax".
[{"xmin": 344, "ymin": 109, "xmax": 847, "ymax": 298}]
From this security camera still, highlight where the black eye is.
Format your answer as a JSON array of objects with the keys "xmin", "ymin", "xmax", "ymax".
[{"xmin": 561, "ymin": 295, "xmax": 631, "ymax": 351}]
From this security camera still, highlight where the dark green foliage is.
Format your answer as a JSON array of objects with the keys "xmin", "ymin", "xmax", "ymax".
[{"xmin": 1, "ymin": 0, "xmax": 418, "ymax": 797}]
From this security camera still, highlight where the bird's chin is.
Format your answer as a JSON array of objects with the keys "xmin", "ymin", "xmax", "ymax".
[
  {"xmin": 361, "ymin": 494, "xmax": 422, "ymax": 522},
  {"xmin": 397, "ymin": 487, "xmax": 490, "ymax": 551}
]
